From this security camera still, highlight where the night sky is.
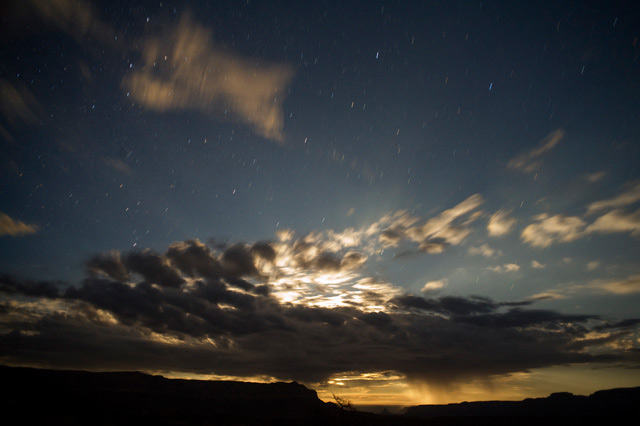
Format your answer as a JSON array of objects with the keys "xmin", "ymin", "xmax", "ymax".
[{"xmin": 1, "ymin": 0, "xmax": 640, "ymax": 406}]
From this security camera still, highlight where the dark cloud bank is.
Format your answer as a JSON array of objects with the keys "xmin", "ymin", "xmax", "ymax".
[{"xmin": 1, "ymin": 238, "xmax": 639, "ymax": 387}]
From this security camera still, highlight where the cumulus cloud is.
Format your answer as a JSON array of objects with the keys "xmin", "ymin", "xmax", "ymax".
[
  {"xmin": 521, "ymin": 214, "xmax": 586, "ymax": 248},
  {"xmin": 2, "ymin": 265, "xmax": 626, "ymax": 386},
  {"xmin": 421, "ymin": 279, "xmax": 448, "ymax": 293},
  {"xmin": 487, "ymin": 209, "xmax": 517, "ymax": 236},
  {"xmin": 586, "ymin": 182, "xmax": 640, "ymax": 214},
  {"xmin": 123, "ymin": 14, "xmax": 294, "ymax": 143},
  {"xmin": 0, "ymin": 213, "xmax": 38, "ymax": 237},
  {"xmin": 508, "ymin": 129, "xmax": 564, "ymax": 173},
  {"xmin": 1, "ymin": 197, "xmax": 638, "ymax": 387}
]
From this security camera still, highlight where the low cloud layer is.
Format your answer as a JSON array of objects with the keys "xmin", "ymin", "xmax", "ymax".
[{"xmin": 1, "ymin": 227, "xmax": 638, "ymax": 386}]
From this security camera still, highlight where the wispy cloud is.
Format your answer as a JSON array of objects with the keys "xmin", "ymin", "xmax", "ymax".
[
  {"xmin": 586, "ymin": 274, "xmax": 640, "ymax": 295},
  {"xmin": 508, "ymin": 129, "xmax": 564, "ymax": 173},
  {"xmin": 521, "ymin": 214, "xmax": 586, "ymax": 248},
  {"xmin": 586, "ymin": 209, "xmax": 640, "ymax": 236},
  {"xmin": 531, "ymin": 260, "xmax": 545, "ymax": 269},
  {"xmin": 22, "ymin": 0, "xmax": 120, "ymax": 48},
  {"xmin": 0, "ymin": 213, "xmax": 38, "ymax": 237},
  {"xmin": 586, "ymin": 182, "xmax": 640, "ymax": 215},
  {"xmin": 584, "ymin": 171, "xmax": 607, "ymax": 183},
  {"xmin": 379, "ymin": 194, "xmax": 484, "ymax": 252},
  {"xmin": 0, "ymin": 78, "xmax": 42, "ymax": 125},
  {"xmin": 102, "ymin": 157, "xmax": 134, "ymax": 176},
  {"xmin": 123, "ymin": 14, "xmax": 294, "ymax": 143},
  {"xmin": 487, "ymin": 263, "xmax": 521, "ymax": 273},
  {"xmin": 468, "ymin": 243, "xmax": 500, "ymax": 258}
]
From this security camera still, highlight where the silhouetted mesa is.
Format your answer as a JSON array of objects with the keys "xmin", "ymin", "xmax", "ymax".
[
  {"xmin": 2, "ymin": 365, "xmax": 638, "ymax": 426},
  {"xmin": 404, "ymin": 387, "xmax": 640, "ymax": 419},
  {"xmin": 1, "ymin": 365, "xmax": 335, "ymax": 426}
]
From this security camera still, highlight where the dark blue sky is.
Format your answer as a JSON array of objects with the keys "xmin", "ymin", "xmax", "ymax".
[{"xmin": 1, "ymin": 0, "xmax": 639, "ymax": 404}]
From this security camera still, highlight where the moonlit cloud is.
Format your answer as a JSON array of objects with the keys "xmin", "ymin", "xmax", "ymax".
[
  {"xmin": 584, "ymin": 171, "xmax": 607, "ymax": 183},
  {"xmin": 531, "ymin": 260, "xmax": 545, "ymax": 269},
  {"xmin": 379, "ymin": 194, "xmax": 484, "ymax": 251},
  {"xmin": 468, "ymin": 243, "xmax": 500, "ymax": 258},
  {"xmin": 586, "ymin": 182, "xmax": 640, "ymax": 214},
  {"xmin": 586, "ymin": 275, "xmax": 640, "ymax": 295},
  {"xmin": 487, "ymin": 263, "xmax": 521, "ymax": 273},
  {"xmin": 508, "ymin": 129, "xmax": 564, "ymax": 173},
  {"xmin": 421, "ymin": 279, "xmax": 448, "ymax": 293},
  {"xmin": 0, "ymin": 79, "xmax": 42, "ymax": 125},
  {"xmin": 487, "ymin": 209, "xmax": 517, "ymax": 236},
  {"xmin": 123, "ymin": 14, "xmax": 294, "ymax": 142},
  {"xmin": 520, "ymin": 214, "xmax": 586, "ymax": 248},
  {"xmin": 586, "ymin": 209, "xmax": 640, "ymax": 236},
  {"xmin": 0, "ymin": 213, "xmax": 38, "ymax": 237}
]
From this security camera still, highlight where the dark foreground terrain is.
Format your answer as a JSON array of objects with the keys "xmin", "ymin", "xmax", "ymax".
[{"xmin": 1, "ymin": 365, "xmax": 638, "ymax": 425}]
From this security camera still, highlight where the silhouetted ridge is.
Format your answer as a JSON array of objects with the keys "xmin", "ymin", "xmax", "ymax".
[{"xmin": 404, "ymin": 386, "xmax": 640, "ymax": 418}]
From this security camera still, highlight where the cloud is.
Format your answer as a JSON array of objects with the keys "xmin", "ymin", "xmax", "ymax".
[
  {"xmin": 586, "ymin": 261, "xmax": 600, "ymax": 271},
  {"xmin": 487, "ymin": 209, "xmax": 517, "ymax": 236},
  {"xmin": 21, "ymin": 0, "xmax": 120, "ymax": 48},
  {"xmin": 468, "ymin": 243, "xmax": 500, "ymax": 258},
  {"xmin": 421, "ymin": 279, "xmax": 448, "ymax": 293},
  {"xmin": 520, "ymin": 214, "xmax": 586, "ymax": 248},
  {"xmin": 584, "ymin": 171, "xmax": 607, "ymax": 183},
  {"xmin": 123, "ymin": 14, "xmax": 294, "ymax": 143},
  {"xmin": 102, "ymin": 157, "xmax": 133, "ymax": 176},
  {"xmin": 508, "ymin": 129, "xmax": 564, "ymax": 173},
  {"xmin": 487, "ymin": 263, "xmax": 521, "ymax": 273},
  {"xmin": 379, "ymin": 194, "xmax": 484, "ymax": 251},
  {"xmin": 586, "ymin": 182, "xmax": 640, "ymax": 214},
  {"xmin": 531, "ymin": 260, "xmax": 545, "ymax": 269},
  {"xmin": 0, "ymin": 79, "xmax": 42, "ymax": 125},
  {"xmin": 0, "ymin": 232, "xmax": 637, "ymax": 387},
  {"xmin": 586, "ymin": 275, "xmax": 640, "ymax": 295},
  {"xmin": 586, "ymin": 209, "xmax": 640, "ymax": 236},
  {"xmin": 0, "ymin": 213, "xmax": 38, "ymax": 237}
]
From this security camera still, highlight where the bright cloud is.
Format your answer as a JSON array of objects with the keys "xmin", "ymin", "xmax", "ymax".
[{"xmin": 487, "ymin": 209, "xmax": 517, "ymax": 236}]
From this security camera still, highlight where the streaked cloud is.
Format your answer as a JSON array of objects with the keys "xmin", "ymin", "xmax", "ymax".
[
  {"xmin": 487, "ymin": 263, "xmax": 520, "ymax": 273},
  {"xmin": 0, "ymin": 213, "xmax": 38, "ymax": 237},
  {"xmin": 508, "ymin": 129, "xmax": 564, "ymax": 173},
  {"xmin": 123, "ymin": 14, "xmax": 294, "ymax": 143},
  {"xmin": 21, "ymin": 0, "xmax": 120, "ymax": 48},
  {"xmin": 468, "ymin": 243, "xmax": 500, "ymax": 258},
  {"xmin": 584, "ymin": 171, "xmax": 607, "ymax": 183},
  {"xmin": 487, "ymin": 209, "xmax": 517, "ymax": 236},
  {"xmin": 586, "ymin": 209, "xmax": 640, "ymax": 236},
  {"xmin": 586, "ymin": 274, "xmax": 640, "ymax": 295},
  {"xmin": 586, "ymin": 182, "xmax": 640, "ymax": 215},
  {"xmin": 379, "ymin": 194, "xmax": 484, "ymax": 251},
  {"xmin": 0, "ymin": 78, "xmax": 42, "ymax": 125},
  {"xmin": 102, "ymin": 157, "xmax": 134, "ymax": 176},
  {"xmin": 521, "ymin": 214, "xmax": 586, "ymax": 248}
]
